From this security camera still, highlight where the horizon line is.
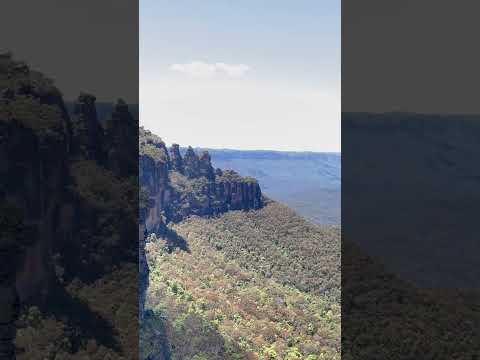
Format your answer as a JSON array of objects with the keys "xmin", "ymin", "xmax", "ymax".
[{"xmin": 168, "ymin": 143, "xmax": 341, "ymax": 154}]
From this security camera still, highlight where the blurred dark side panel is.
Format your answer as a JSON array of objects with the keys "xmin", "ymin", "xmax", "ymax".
[
  {"xmin": 342, "ymin": 1, "xmax": 480, "ymax": 358},
  {"xmin": 0, "ymin": 1, "xmax": 138, "ymax": 359}
]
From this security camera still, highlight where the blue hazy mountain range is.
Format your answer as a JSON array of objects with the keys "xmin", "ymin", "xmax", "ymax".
[{"xmin": 193, "ymin": 148, "xmax": 341, "ymax": 225}]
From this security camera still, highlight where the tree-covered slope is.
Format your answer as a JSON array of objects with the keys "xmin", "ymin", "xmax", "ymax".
[
  {"xmin": 342, "ymin": 241, "xmax": 480, "ymax": 359},
  {"xmin": 143, "ymin": 202, "xmax": 341, "ymax": 360},
  {"xmin": 173, "ymin": 201, "xmax": 340, "ymax": 303}
]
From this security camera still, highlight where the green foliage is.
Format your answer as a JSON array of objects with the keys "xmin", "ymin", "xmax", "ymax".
[
  {"xmin": 341, "ymin": 241, "xmax": 480, "ymax": 359},
  {"xmin": 285, "ymin": 347, "xmax": 302, "ymax": 359},
  {"xmin": 0, "ymin": 55, "xmax": 65, "ymax": 140},
  {"xmin": 168, "ymin": 171, "xmax": 212, "ymax": 217},
  {"xmin": 0, "ymin": 55, "xmax": 58, "ymax": 97},
  {"xmin": 216, "ymin": 169, "xmax": 258, "ymax": 184},
  {"xmin": 3, "ymin": 54, "xmax": 139, "ymax": 360},
  {"xmin": 140, "ymin": 310, "xmax": 171, "ymax": 360},
  {"xmin": 16, "ymin": 265, "xmax": 138, "ymax": 359},
  {"xmin": 68, "ymin": 160, "xmax": 137, "ymax": 273},
  {"xmin": 144, "ymin": 204, "xmax": 341, "ymax": 359},
  {"xmin": 0, "ymin": 95, "xmax": 66, "ymax": 140},
  {"xmin": 262, "ymin": 345, "xmax": 278, "ymax": 359},
  {"xmin": 139, "ymin": 126, "xmax": 169, "ymax": 162},
  {"xmin": 174, "ymin": 202, "xmax": 340, "ymax": 303}
]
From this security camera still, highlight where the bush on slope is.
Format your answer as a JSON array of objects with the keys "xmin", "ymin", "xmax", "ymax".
[
  {"xmin": 145, "ymin": 227, "xmax": 340, "ymax": 360},
  {"xmin": 172, "ymin": 201, "xmax": 340, "ymax": 304}
]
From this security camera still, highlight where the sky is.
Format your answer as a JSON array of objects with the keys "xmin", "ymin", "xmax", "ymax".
[{"xmin": 140, "ymin": 0, "xmax": 341, "ymax": 152}]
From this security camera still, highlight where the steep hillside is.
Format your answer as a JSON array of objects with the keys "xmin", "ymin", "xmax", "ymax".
[
  {"xmin": 173, "ymin": 201, "xmax": 340, "ymax": 303},
  {"xmin": 139, "ymin": 129, "xmax": 340, "ymax": 360},
  {"xmin": 343, "ymin": 240, "xmax": 480, "ymax": 359},
  {"xmin": 139, "ymin": 129, "xmax": 264, "ymax": 316},
  {"xmin": 142, "ymin": 204, "xmax": 340, "ymax": 360}
]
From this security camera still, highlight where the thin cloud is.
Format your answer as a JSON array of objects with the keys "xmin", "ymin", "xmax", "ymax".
[
  {"xmin": 170, "ymin": 61, "xmax": 251, "ymax": 78},
  {"xmin": 215, "ymin": 63, "xmax": 250, "ymax": 78}
]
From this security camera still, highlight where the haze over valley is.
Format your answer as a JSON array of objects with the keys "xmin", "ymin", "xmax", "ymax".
[{"xmin": 197, "ymin": 148, "xmax": 340, "ymax": 225}]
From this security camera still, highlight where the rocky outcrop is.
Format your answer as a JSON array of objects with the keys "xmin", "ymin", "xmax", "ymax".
[
  {"xmin": 215, "ymin": 170, "xmax": 263, "ymax": 210},
  {"xmin": 139, "ymin": 227, "xmax": 149, "ymax": 319},
  {"xmin": 183, "ymin": 146, "xmax": 201, "ymax": 179},
  {"xmin": 1, "ymin": 56, "xmax": 72, "ymax": 298},
  {"xmin": 70, "ymin": 95, "xmax": 139, "ymax": 178},
  {"xmin": 139, "ymin": 128, "xmax": 170, "ymax": 231},
  {"xmin": 1, "ymin": 54, "xmax": 139, "ymax": 358},
  {"xmin": 105, "ymin": 99, "xmax": 139, "ymax": 178},
  {"xmin": 139, "ymin": 128, "xmax": 171, "ymax": 320},
  {"xmin": 169, "ymin": 144, "xmax": 184, "ymax": 173},
  {"xmin": 138, "ymin": 129, "xmax": 263, "ymax": 331},
  {"xmin": 1, "ymin": 56, "xmax": 72, "ymax": 358},
  {"xmin": 139, "ymin": 129, "xmax": 263, "ymax": 227},
  {"xmin": 169, "ymin": 145, "xmax": 216, "ymax": 181},
  {"xmin": 199, "ymin": 151, "xmax": 215, "ymax": 181},
  {"xmin": 137, "ymin": 130, "xmax": 264, "ymax": 359},
  {"xmin": 71, "ymin": 93, "xmax": 105, "ymax": 162}
]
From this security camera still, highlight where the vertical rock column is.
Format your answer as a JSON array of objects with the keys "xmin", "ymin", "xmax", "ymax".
[
  {"xmin": 169, "ymin": 144, "xmax": 184, "ymax": 174},
  {"xmin": 139, "ymin": 224, "xmax": 149, "ymax": 320},
  {"xmin": 105, "ymin": 99, "xmax": 138, "ymax": 177},
  {"xmin": 183, "ymin": 146, "xmax": 201, "ymax": 178},
  {"xmin": 199, "ymin": 151, "xmax": 215, "ymax": 181},
  {"xmin": 71, "ymin": 93, "xmax": 104, "ymax": 162}
]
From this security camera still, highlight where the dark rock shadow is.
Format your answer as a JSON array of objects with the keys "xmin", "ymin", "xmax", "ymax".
[
  {"xmin": 163, "ymin": 226, "xmax": 189, "ymax": 253},
  {"xmin": 150, "ymin": 223, "xmax": 190, "ymax": 253},
  {"xmin": 34, "ymin": 283, "xmax": 121, "ymax": 353}
]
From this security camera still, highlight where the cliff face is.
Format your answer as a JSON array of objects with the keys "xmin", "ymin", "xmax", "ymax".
[
  {"xmin": 138, "ymin": 127, "xmax": 263, "ymax": 320},
  {"xmin": 139, "ymin": 127, "xmax": 263, "ymax": 230},
  {"xmin": 139, "ymin": 128, "xmax": 170, "ymax": 318},
  {"xmin": 1, "ymin": 54, "xmax": 138, "ymax": 358},
  {"xmin": 0, "ymin": 57, "xmax": 72, "ymax": 357},
  {"xmin": 1, "ymin": 55, "xmax": 71, "ymax": 301},
  {"xmin": 0, "ymin": 61, "xmax": 139, "ymax": 281}
]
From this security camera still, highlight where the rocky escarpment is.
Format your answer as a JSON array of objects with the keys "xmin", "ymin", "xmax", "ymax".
[
  {"xmin": 139, "ymin": 128, "xmax": 263, "ymax": 230},
  {"xmin": 139, "ymin": 127, "xmax": 263, "ymax": 320},
  {"xmin": 1, "ymin": 53, "xmax": 138, "ymax": 358},
  {"xmin": 139, "ymin": 128, "xmax": 170, "ymax": 318},
  {"xmin": 1, "ymin": 54, "xmax": 73, "ymax": 357}
]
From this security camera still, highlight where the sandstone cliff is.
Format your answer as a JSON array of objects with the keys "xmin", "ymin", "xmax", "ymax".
[
  {"xmin": 1, "ymin": 53, "xmax": 138, "ymax": 358},
  {"xmin": 139, "ymin": 126, "xmax": 263, "ymax": 322},
  {"xmin": 139, "ymin": 127, "xmax": 263, "ymax": 229}
]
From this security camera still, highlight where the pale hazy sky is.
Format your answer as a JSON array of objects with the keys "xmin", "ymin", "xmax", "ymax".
[{"xmin": 140, "ymin": 0, "xmax": 340, "ymax": 152}]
